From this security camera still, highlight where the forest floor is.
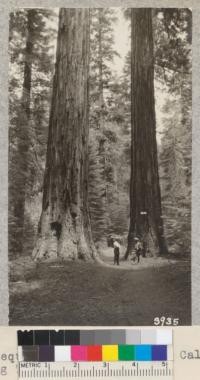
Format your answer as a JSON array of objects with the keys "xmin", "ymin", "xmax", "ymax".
[{"xmin": 9, "ymin": 248, "xmax": 191, "ymax": 326}]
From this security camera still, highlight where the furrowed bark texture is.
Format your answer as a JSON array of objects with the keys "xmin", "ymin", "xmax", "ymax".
[
  {"xmin": 33, "ymin": 9, "xmax": 97, "ymax": 261},
  {"xmin": 126, "ymin": 9, "xmax": 168, "ymax": 258}
]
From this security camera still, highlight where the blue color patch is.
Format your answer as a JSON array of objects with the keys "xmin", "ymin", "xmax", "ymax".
[
  {"xmin": 135, "ymin": 345, "xmax": 152, "ymax": 361},
  {"xmin": 152, "ymin": 345, "xmax": 167, "ymax": 361}
]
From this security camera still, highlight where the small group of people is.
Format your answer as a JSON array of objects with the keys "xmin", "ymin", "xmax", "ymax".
[{"xmin": 112, "ymin": 237, "xmax": 144, "ymax": 265}]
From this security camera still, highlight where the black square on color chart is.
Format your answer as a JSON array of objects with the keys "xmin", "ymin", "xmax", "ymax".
[
  {"xmin": 18, "ymin": 331, "xmax": 33, "ymax": 346},
  {"xmin": 50, "ymin": 330, "xmax": 64, "ymax": 345},
  {"xmin": 64, "ymin": 330, "xmax": 80, "ymax": 345},
  {"xmin": 35, "ymin": 330, "xmax": 49, "ymax": 345}
]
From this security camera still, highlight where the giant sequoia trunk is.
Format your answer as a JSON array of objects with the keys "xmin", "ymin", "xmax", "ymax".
[
  {"xmin": 33, "ymin": 9, "xmax": 97, "ymax": 261},
  {"xmin": 126, "ymin": 9, "xmax": 168, "ymax": 258},
  {"xmin": 12, "ymin": 10, "xmax": 34, "ymax": 254}
]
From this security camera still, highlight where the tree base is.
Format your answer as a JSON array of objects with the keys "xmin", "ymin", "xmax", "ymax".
[
  {"xmin": 125, "ymin": 229, "xmax": 164, "ymax": 260},
  {"xmin": 32, "ymin": 210, "xmax": 97, "ymax": 262}
]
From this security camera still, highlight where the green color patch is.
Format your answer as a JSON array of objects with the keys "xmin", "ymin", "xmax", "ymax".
[{"xmin": 118, "ymin": 345, "xmax": 135, "ymax": 361}]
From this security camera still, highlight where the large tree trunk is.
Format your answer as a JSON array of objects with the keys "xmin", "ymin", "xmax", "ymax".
[
  {"xmin": 12, "ymin": 10, "xmax": 34, "ymax": 255},
  {"xmin": 126, "ymin": 9, "xmax": 168, "ymax": 258},
  {"xmin": 33, "ymin": 9, "xmax": 97, "ymax": 262}
]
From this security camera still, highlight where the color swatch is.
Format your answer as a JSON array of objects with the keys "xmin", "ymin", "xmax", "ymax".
[
  {"xmin": 118, "ymin": 345, "xmax": 135, "ymax": 361},
  {"xmin": 135, "ymin": 345, "xmax": 152, "ymax": 361},
  {"xmin": 102, "ymin": 345, "xmax": 118, "ymax": 361}
]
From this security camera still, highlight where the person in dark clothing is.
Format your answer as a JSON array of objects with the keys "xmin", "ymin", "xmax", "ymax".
[
  {"xmin": 113, "ymin": 240, "xmax": 120, "ymax": 265},
  {"xmin": 135, "ymin": 238, "xmax": 143, "ymax": 263}
]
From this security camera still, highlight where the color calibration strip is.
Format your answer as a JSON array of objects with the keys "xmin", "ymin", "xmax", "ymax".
[{"xmin": 18, "ymin": 329, "xmax": 173, "ymax": 363}]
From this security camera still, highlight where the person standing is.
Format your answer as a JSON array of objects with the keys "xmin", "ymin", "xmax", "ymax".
[
  {"xmin": 113, "ymin": 240, "xmax": 120, "ymax": 265},
  {"xmin": 135, "ymin": 237, "xmax": 143, "ymax": 263}
]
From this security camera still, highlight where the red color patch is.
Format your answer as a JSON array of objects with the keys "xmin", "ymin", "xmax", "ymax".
[{"xmin": 87, "ymin": 345, "xmax": 102, "ymax": 361}]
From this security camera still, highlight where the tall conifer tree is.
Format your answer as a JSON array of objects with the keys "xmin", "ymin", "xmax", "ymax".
[{"xmin": 126, "ymin": 9, "xmax": 167, "ymax": 257}]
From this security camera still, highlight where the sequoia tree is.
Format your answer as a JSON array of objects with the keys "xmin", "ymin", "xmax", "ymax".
[
  {"xmin": 32, "ymin": 9, "xmax": 97, "ymax": 261},
  {"xmin": 126, "ymin": 9, "xmax": 168, "ymax": 257}
]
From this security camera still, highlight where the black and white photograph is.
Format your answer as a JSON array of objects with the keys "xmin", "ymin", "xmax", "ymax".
[{"xmin": 9, "ymin": 7, "xmax": 192, "ymax": 325}]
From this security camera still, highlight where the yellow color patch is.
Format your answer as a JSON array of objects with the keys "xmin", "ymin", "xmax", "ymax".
[{"xmin": 102, "ymin": 345, "xmax": 118, "ymax": 361}]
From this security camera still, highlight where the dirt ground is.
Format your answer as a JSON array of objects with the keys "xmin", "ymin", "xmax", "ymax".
[{"xmin": 9, "ymin": 250, "xmax": 191, "ymax": 326}]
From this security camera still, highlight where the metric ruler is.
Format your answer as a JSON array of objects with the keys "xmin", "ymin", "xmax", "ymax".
[{"xmin": 18, "ymin": 361, "xmax": 173, "ymax": 379}]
